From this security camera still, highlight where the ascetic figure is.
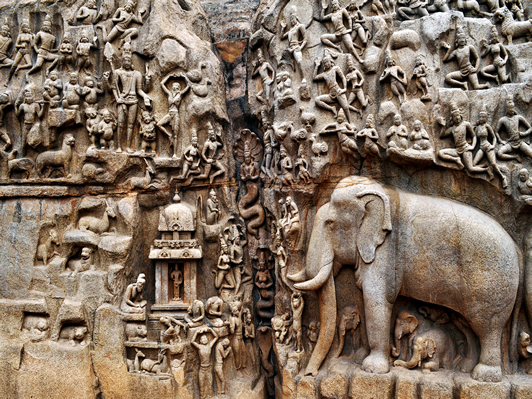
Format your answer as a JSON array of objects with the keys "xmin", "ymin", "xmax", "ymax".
[
  {"xmin": 121, "ymin": 273, "xmax": 147, "ymax": 313},
  {"xmin": 191, "ymin": 327, "xmax": 218, "ymax": 399}
]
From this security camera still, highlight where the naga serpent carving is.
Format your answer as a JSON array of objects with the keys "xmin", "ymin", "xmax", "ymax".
[{"xmin": 235, "ymin": 129, "xmax": 265, "ymax": 237}]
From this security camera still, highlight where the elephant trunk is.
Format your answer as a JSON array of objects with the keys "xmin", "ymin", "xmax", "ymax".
[
  {"xmin": 394, "ymin": 345, "xmax": 421, "ymax": 369},
  {"xmin": 392, "ymin": 328, "xmax": 403, "ymax": 358}
]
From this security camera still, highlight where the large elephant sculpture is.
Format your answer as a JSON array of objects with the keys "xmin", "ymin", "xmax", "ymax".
[{"xmin": 289, "ymin": 176, "xmax": 522, "ymax": 382}]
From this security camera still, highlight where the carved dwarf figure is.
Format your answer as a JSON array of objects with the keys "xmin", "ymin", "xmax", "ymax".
[
  {"xmin": 495, "ymin": 95, "xmax": 532, "ymax": 160},
  {"xmin": 63, "ymin": 72, "xmax": 83, "ymax": 123},
  {"xmin": 81, "ymin": 78, "xmax": 104, "ymax": 107},
  {"xmin": 76, "ymin": 35, "xmax": 98, "ymax": 72},
  {"xmin": 517, "ymin": 169, "xmax": 532, "ymax": 204},
  {"xmin": 85, "ymin": 107, "xmax": 100, "ymax": 148},
  {"xmin": 439, "ymin": 102, "xmax": 487, "ymax": 173},
  {"xmin": 205, "ymin": 189, "xmax": 219, "ymax": 225},
  {"xmin": 313, "ymin": 51, "xmax": 352, "ymax": 123},
  {"xmin": 28, "ymin": 15, "xmax": 60, "ymax": 75},
  {"xmin": 43, "ymin": 71, "xmax": 63, "ymax": 108},
  {"xmin": 138, "ymin": 110, "xmax": 157, "ymax": 154},
  {"xmin": 98, "ymin": 109, "xmax": 117, "ymax": 150},
  {"xmin": 58, "ymin": 34, "xmax": 74, "ymax": 71}
]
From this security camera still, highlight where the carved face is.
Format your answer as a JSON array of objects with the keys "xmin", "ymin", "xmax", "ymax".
[
  {"xmin": 49, "ymin": 71, "xmax": 58, "ymax": 81},
  {"xmin": 413, "ymin": 120, "xmax": 422, "ymax": 131},
  {"xmin": 331, "ymin": 0, "xmax": 340, "ymax": 11},
  {"xmin": 457, "ymin": 36, "xmax": 466, "ymax": 47},
  {"xmin": 69, "ymin": 73, "xmax": 78, "ymax": 84},
  {"xmin": 88, "ymin": 0, "xmax": 97, "ymax": 8},
  {"xmin": 103, "ymin": 111, "xmax": 113, "ymax": 122},
  {"xmin": 122, "ymin": 56, "xmax": 132, "ymax": 70},
  {"xmin": 81, "ymin": 247, "xmax": 91, "ymax": 259},
  {"xmin": 192, "ymin": 137, "xmax": 198, "ymax": 146},
  {"xmin": 366, "ymin": 115, "xmax": 375, "ymax": 128},
  {"xmin": 208, "ymin": 127, "xmax": 216, "ymax": 141},
  {"xmin": 478, "ymin": 112, "xmax": 487, "ymax": 124},
  {"xmin": 323, "ymin": 58, "xmax": 332, "ymax": 70},
  {"xmin": 172, "ymin": 82, "xmax": 181, "ymax": 93},
  {"xmin": 24, "ymin": 91, "xmax": 34, "ymax": 103},
  {"xmin": 86, "ymin": 79, "xmax": 94, "ymax": 88},
  {"xmin": 507, "ymin": 100, "xmax": 516, "ymax": 115},
  {"xmin": 21, "ymin": 23, "xmax": 30, "ymax": 33},
  {"xmin": 42, "ymin": 21, "xmax": 52, "ymax": 33},
  {"xmin": 394, "ymin": 115, "xmax": 401, "ymax": 126},
  {"xmin": 290, "ymin": 14, "xmax": 298, "ymax": 27},
  {"xmin": 452, "ymin": 111, "xmax": 462, "ymax": 125},
  {"xmin": 137, "ymin": 281, "xmax": 144, "ymax": 291},
  {"xmin": 142, "ymin": 111, "xmax": 152, "ymax": 123},
  {"xmin": 519, "ymin": 169, "xmax": 529, "ymax": 182},
  {"xmin": 200, "ymin": 334, "xmax": 208, "ymax": 344},
  {"xmin": 0, "ymin": 26, "xmax": 9, "ymax": 37}
]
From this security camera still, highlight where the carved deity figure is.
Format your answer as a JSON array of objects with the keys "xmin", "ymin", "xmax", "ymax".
[
  {"xmin": 0, "ymin": 23, "xmax": 13, "ymax": 68},
  {"xmin": 480, "ymin": 26, "xmax": 509, "ymax": 85},
  {"xmin": 380, "ymin": 51, "xmax": 408, "ymax": 103},
  {"xmin": 9, "ymin": 19, "xmax": 33, "ymax": 78},
  {"xmin": 214, "ymin": 234, "xmax": 235, "ymax": 291},
  {"xmin": 252, "ymin": 48, "xmax": 275, "ymax": 104},
  {"xmin": 191, "ymin": 327, "xmax": 218, "ymax": 399},
  {"xmin": 474, "ymin": 106, "xmax": 507, "ymax": 187},
  {"xmin": 177, "ymin": 135, "xmax": 201, "ymax": 181},
  {"xmin": 322, "ymin": 109, "xmax": 359, "ymax": 160},
  {"xmin": 259, "ymin": 109, "xmax": 278, "ymax": 178},
  {"xmin": 58, "ymin": 34, "xmax": 74, "ymax": 71},
  {"xmin": 496, "ymin": 95, "xmax": 532, "ymax": 160},
  {"xmin": 98, "ymin": 109, "xmax": 117, "ymax": 150},
  {"xmin": 280, "ymin": 9, "xmax": 307, "ymax": 76},
  {"xmin": 198, "ymin": 123, "xmax": 226, "ymax": 184},
  {"xmin": 295, "ymin": 146, "xmax": 311, "ymax": 184},
  {"xmin": 387, "ymin": 114, "xmax": 409, "ymax": 150},
  {"xmin": 43, "ymin": 71, "xmax": 63, "ymax": 108},
  {"xmin": 320, "ymin": 0, "xmax": 363, "ymax": 63},
  {"xmin": 441, "ymin": 27, "xmax": 489, "ymax": 91},
  {"xmin": 100, "ymin": 0, "xmax": 145, "ymax": 45},
  {"xmin": 0, "ymin": 89, "xmax": 12, "ymax": 150},
  {"xmin": 76, "ymin": 35, "xmax": 98, "ymax": 72},
  {"xmin": 279, "ymin": 145, "xmax": 295, "ymax": 187},
  {"xmin": 230, "ymin": 301, "xmax": 246, "ymax": 369},
  {"xmin": 63, "ymin": 72, "xmax": 83, "ymax": 123},
  {"xmin": 16, "ymin": 87, "xmax": 44, "ymax": 155},
  {"xmin": 170, "ymin": 265, "xmax": 183, "ymax": 301},
  {"xmin": 274, "ymin": 71, "xmax": 296, "ymax": 109},
  {"xmin": 121, "ymin": 273, "xmax": 147, "ymax": 313},
  {"xmin": 215, "ymin": 338, "xmax": 232, "ymax": 394},
  {"xmin": 205, "ymin": 189, "xmax": 219, "ymax": 225},
  {"xmin": 409, "ymin": 120, "xmax": 432, "ymax": 151},
  {"xmin": 357, "ymin": 114, "xmax": 380, "ymax": 158},
  {"xmin": 438, "ymin": 102, "xmax": 487, "ymax": 173},
  {"xmin": 348, "ymin": 3, "xmax": 369, "ymax": 50},
  {"xmin": 76, "ymin": 0, "xmax": 99, "ymax": 25},
  {"xmin": 412, "ymin": 56, "xmax": 432, "ymax": 101},
  {"xmin": 291, "ymin": 292, "xmax": 304, "ymax": 353},
  {"xmin": 243, "ymin": 308, "xmax": 256, "ymax": 367},
  {"xmin": 157, "ymin": 74, "xmax": 190, "ymax": 158},
  {"xmin": 346, "ymin": 56, "xmax": 368, "ymax": 115},
  {"xmin": 313, "ymin": 51, "xmax": 352, "ymax": 123},
  {"xmin": 28, "ymin": 16, "xmax": 60, "ymax": 75},
  {"xmin": 111, "ymin": 46, "xmax": 152, "ymax": 152},
  {"xmin": 270, "ymin": 221, "xmax": 289, "ymax": 288}
]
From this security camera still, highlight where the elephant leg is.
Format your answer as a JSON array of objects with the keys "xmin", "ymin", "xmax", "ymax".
[
  {"xmin": 304, "ymin": 276, "xmax": 336, "ymax": 376},
  {"xmin": 471, "ymin": 327, "xmax": 503, "ymax": 382},
  {"xmin": 361, "ymin": 277, "xmax": 393, "ymax": 374}
]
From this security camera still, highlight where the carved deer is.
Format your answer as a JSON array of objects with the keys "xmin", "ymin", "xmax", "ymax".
[
  {"xmin": 36, "ymin": 228, "xmax": 60, "ymax": 265},
  {"xmin": 78, "ymin": 200, "xmax": 116, "ymax": 234},
  {"xmin": 127, "ymin": 348, "xmax": 145, "ymax": 373},
  {"xmin": 140, "ymin": 348, "xmax": 171, "ymax": 375}
]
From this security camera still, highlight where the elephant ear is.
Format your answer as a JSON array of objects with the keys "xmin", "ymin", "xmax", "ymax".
[
  {"xmin": 406, "ymin": 314, "xmax": 419, "ymax": 334},
  {"xmin": 424, "ymin": 338, "xmax": 436, "ymax": 359},
  {"xmin": 356, "ymin": 190, "xmax": 392, "ymax": 264}
]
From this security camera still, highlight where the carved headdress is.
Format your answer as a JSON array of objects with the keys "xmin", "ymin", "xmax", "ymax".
[{"xmin": 235, "ymin": 129, "xmax": 263, "ymax": 164}]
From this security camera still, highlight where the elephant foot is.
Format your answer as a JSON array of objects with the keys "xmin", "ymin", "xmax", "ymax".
[
  {"xmin": 458, "ymin": 356, "xmax": 477, "ymax": 373},
  {"xmin": 362, "ymin": 351, "xmax": 390, "ymax": 374},
  {"xmin": 471, "ymin": 363, "xmax": 503, "ymax": 382}
]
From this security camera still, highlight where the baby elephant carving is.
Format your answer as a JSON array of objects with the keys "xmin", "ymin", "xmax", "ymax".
[
  {"xmin": 335, "ymin": 306, "xmax": 360, "ymax": 357},
  {"xmin": 392, "ymin": 311, "xmax": 419, "ymax": 358}
]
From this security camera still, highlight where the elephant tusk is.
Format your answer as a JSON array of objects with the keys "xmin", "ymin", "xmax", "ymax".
[
  {"xmin": 293, "ymin": 261, "xmax": 333, "ymax": 291},
  {"xmin": 287, "ymin": 268, "xmax": 307, "ymax": 283}
]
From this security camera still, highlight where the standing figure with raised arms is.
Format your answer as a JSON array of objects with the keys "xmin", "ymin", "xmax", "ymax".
[{"xmin": 280, "ymin": 9, "xmax": 307, "ymax": 76}]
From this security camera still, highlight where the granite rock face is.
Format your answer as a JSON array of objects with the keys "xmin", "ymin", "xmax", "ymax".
[{"xmin": 1, "ymin": 0, "xmax": 532, "ymax": 397}]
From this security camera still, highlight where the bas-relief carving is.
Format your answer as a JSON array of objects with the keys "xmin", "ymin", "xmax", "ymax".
[{"xmin": 4, "ymin": 0, "xmax": 532, "ymax": 397}]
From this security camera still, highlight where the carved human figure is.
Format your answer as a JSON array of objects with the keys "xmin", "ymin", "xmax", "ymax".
[
  {"xmin": 274, "ymin": 71, "xmax": 296, "ymax": 109},
  {"xmin": 295, "ymin": 146, "xmax": 311, "ymax": 184},
  {"xmin": 43, "ymin": 71, "xmax": 63, "ymax": 108},
  {"xmin": 473, "ymin": 106, "xmax": 507, "ymax": 187},
  {"xmin": 335, "ymin": 306, "xmax": 360, "ymax": 357},
  {"xmin": 243, "ymin": 308, "xmax": 256, "ymax": 367},
  {"xmin": 320, "ymin": 0, "xmax": 363, "ymax": 63},
  {"xmin": 259, "ymin": 109, "xmax": 278, "ymax": 178},
  {"xmin": 480, "ymin": 26, "xmax": 509, "ymax": 85},
  {"xmin": 438, "ymin": 103, "xmax": 487, "ymax": 173},
  {"xmin": 409, "ymin": 120, "xmax": 431, "ymax": 151},
  {"xmin": 170, "ymin": 265, "xmax": 183, "ymax": 301},
  {"xmin": 280, "ymin": 10, "xmax": 307, "ymax": 75},
  {"xmin": 228, "ymin": 224, "xmax": 248, "ymax": 293},
  {"xmin": 397, "ymin": 0, "xmax": 429, "ymax": 20},
  {"xmin": 9, "ymin": 19, "xmax": 33, "ymax": 78},
  {"xmin": 348, "ymin": 4, "xmax": 369, "ymax": 49},
  {"xmin": 230, "ymin": 301, "xmax": 246, "ymax": 369},
  {"xmin": 412, "ymin": 56, "xmax": 432, "ymax": 101},
  {"xmin": 58, "ymin": 34, "xmax": 74, "ymax": 71},
  {"xmin": 198, "ymin": 123, "xmax": 226, "ymax": 184},
  {"xmin": 112, "ymin": 47, "xmax": 152, "ymax": 152},
  {"xmin": 186, "ymin": 299, "xmax": 205, "ymax": 328},
  {"xmin": 291, "ymin": 292, "xmax": 304, "ymax": 353},
  {"xmin": 313, "ymin": 51, "xmax": 352, "ymax": 123},
  {"xmin": 70, "ymin": 247, "xmax": 94, "ymax": 277},
  {"xmin": 121, "ymin": 273, "xmax": 147, "ymax": 313},
  {"xmin": 160, "ymin": 316, "xmax": 186, "ymax": 344},
  {"xmin": 100, "ymin": 0, "xmax": 145, "ymax": 44},
  {"xmin": 191, "ymin": 327, "xmax": 218, "ymax": 399},
  {"xmin": 62, "ymin": 72, "xmax": 83, "ymax": 122},
  {"xmin": 380, "ymin": 51, "xmax": 408, "ymax": 103},
  {"xmin": 214, "ymin": 234, "xmax": 235, "ymax": 290},
  {"xmin": 322, "ymin": 109, "xmax": 359, "ymax": 160},
  {"xmin": 82, "ymin": 78, "xmax": 104, "ymax": 107},
  {"xmin": 85, "ymin": 107, "xmax": 100, "ymax": 148},
  {"xmin": 138, "ymin": 111, "xmax": 157, "ymax": 154},
  {"xmin": 307, "ymin": 321, "xmax": 320, "ymax": 353},
  {"xmin": 441, "ymin": 27, "xmax": 489, "ymax": 90},
  {"xmin": 205, "ymin": 189, "xmax": 219, "ymax": 225},
  {"xmin": 76, "ymin": 35, "xmax": 98, "ymax": 72},
  {"xmin": 270, "ymin": 221, "xmax": 289, "ymax": 288},
  {"xmin": 518, "ymin": 331, "xmax": 532, "ymax": 370},
  {"xmin": 272, "ymin": 313, "xmax": 292, "ymax": 344},
  {"xmin": 496, "ymin": 95, "xmax": 532, "ymax": 160},
  {"xmin": 0, "ymin": 23, "xmax": 13, "ymax": 68},
  {"xmin": 252, "ymin": 48, "xmax": 275, "ymax": 103},
  {"xmin": 278, "ymin": 196, "xmax": 301, "ymax": 242},
  {"xmin": 279, "ymin": 145, "xmax": 295, "ymax": 187},
  {"xmin": 16, "ymin": 87, "xmax": 44, "ymax": 155},
  {"xmin": 215, "ymin": 338, "xmax": 232, "ymax": 394},
  {"xmin": 0, "ymin": 89, "xmax": 12, "ymax": 150},
  {"xmin": 157, "ymin": 74, "xmax": 190, "ymax": 158},
  {"xmin": 357, "ymin": 114, "xmax": 380, "ymax": 158},
  {"xmin": 76, "ymin": 0, "xmax": 99, "ymax": 25},
  {"xmin": 387, "ymin": 114, "xmax": 408, "ymax": 150},
  {"xmin": 517, "ymin": 169, "xmax": 532, "ymax": 204},
  {"xmin": 177, "ymin": 135, "xmax": 201, "ymax": 181},
  {"xmin": 28, "ymin": 16, "xmax": 60, "ymax": 75},
  {"xmin": 346, "ymin": 56, "xmax": 368, "ymax": 115},
  {"xmin": 98, "ymin": 109, "xmax": 117, "ymax": 150}
]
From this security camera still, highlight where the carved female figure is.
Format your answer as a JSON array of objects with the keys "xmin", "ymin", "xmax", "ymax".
[
  {"xmin": 480, "ymin": 26, "xmax": 510, "ymax": 84},
  {"xmin": 214, "ymin": 235, "xmax": 235, "ymax": 291},
  {"xmin": 346, "ymin": 56, "xmax": 368, "ymax": 114},
  {"xmin": 9, "ymin": 19, "xmax": 33, "ymax": 78},
  {"xmin": 380, "ymin": 51, "xmax": 407, "ymax": 103},
  {"xmin": 412, "ymin": 56, "xmax": 432, "ymax": 101}
]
